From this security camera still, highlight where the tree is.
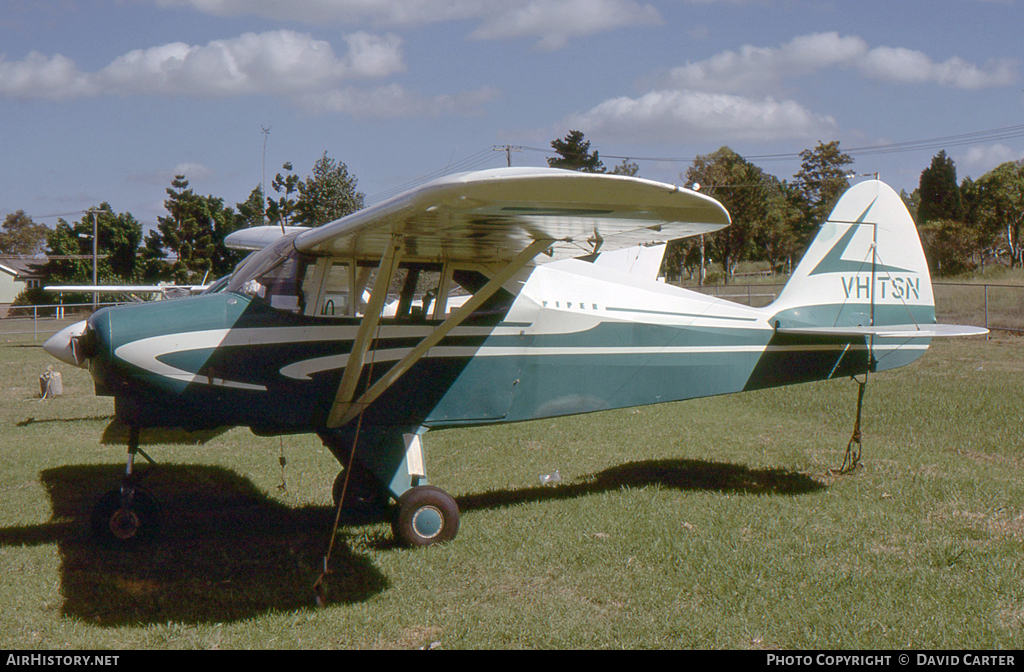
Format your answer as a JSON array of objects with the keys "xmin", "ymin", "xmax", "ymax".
[
  {"xmin": 918, "ymin": 150, "xmax": 963, "ymax": 225},
  {"xmin": 0, "ymin": 210, "xmax": 48, "ymax": 255},
  {"xmin": 919, "ymin": 218, "xmax": 979, "ymax": 276},
  {"xmin": 266, "ymin": 162, "xmax": 300, "ymax": 228},
  {"xmin": 205, "ymin": 195, "xmax": 243, "ymax": 278},
  {"xmin": 548, "ymin": 130, "xmax": 604, "ymax": 173},
  {"xmin": 684, "ymin": 147, "xmax": 773, "ymax": 281},
  {"xmin": 152, "ymin": 176, "xmax": 237, "ymax": 283},
  {"xmin": 958, "ymin": 176, "xmax": 999, "ymax": 272},
  {"xmin": 792, "ymin": 140, "xmax": 853, "ymax": 245},
  {"xmin": 295, "ymin": 152, "xmax": 365, "ymax": 226},
  {"xmin": 40, "ymin": 204, "xmax": 143, "ymax": 302},
  {"xmin": 756, "ymin": 177, "xmax": 802, "ymax": 275},
  {"xmin": 974, "ymin": 161, "xmax": 1024, "ymax": 268},
  {"xmin": 610, "ymin": 159, "xmax": 640, "ymax": 177},
  {"xmin": 235, "ymin": 185, "xmax": 267, "ymax": 229}
]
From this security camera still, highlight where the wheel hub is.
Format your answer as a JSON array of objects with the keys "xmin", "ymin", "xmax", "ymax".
[
  {"xmin": 411, "ymin": 505, "xmax": 444, "ymax": 540},
  {"xmin": 108, "ymin": 508, "xmax": 140, "ymax": 540}
]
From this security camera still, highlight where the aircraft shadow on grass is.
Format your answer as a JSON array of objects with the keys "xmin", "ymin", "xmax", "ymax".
[{"xmin": 0, "ymin": 457, "xmax": 824, "ymax": 626}]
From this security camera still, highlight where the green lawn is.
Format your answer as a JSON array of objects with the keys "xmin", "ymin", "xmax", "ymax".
[{"xmin": 0, "ymin": 334, "xmax": 1021, "ymax": 649}]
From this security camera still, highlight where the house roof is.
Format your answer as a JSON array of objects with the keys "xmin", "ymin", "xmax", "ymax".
[{"xmin": 0, "ymin": 256, "xmax": 48, "ymax": 279}]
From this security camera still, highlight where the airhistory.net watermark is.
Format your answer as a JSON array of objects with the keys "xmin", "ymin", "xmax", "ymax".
[{"xmin": 6, "ymin": 655, "xmax": 119, "ymax": 667}]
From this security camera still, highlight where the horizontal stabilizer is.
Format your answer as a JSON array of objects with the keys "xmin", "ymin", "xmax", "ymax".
[{"xmin": 777, "ymin": 324, "xmax": 989, "ymax": 338}]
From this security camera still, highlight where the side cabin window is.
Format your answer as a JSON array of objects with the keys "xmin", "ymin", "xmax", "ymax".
[
  {"xmin": 301, "ymin": 258, "xmax": 515, "ymax": 323},
  {"xmin": 226, "ymin": 238, "xmax": 517, "ymax": 324}
]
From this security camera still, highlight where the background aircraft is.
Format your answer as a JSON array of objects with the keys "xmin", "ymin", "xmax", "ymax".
[
  {"xmin": 45, "ymin": 281, "xmax": 216, "ymax": 301},
  {"xmin": 42, "ymin": 167, "xmax": 985, "ymax": 548}
]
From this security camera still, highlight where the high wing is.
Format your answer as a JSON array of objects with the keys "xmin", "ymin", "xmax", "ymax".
[
  {"xmin": 289, "ymin": 167, "xmax": 730, "ymax": 263},
  {"xmin": 222, "ymin": 168, "xmax": 725, "ymax": 430}
]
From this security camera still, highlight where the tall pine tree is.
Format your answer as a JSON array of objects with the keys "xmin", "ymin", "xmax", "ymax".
[
  {"xmin": 548, "ymin": 130, "xmax": 604, "ymax": 173},
  {"xmin": 917, "ymin": 150, "xmax": 963, "ymax": 225}
]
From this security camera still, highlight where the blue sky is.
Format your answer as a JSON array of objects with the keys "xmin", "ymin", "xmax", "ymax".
[{"xmin": 2, "ymin": 0, "xmax": 1022, "ymax": 231}]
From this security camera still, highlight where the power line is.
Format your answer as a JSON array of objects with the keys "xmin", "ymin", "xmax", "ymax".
[
  {"xmin": 519, "ymin": 123, "xmax": 1024, "ymax": 165},
  {"xmin": 364, "ymin": 148, "xmax": 504, "ymax": 205},
  {"xmin": 354, "ymin": 123, "xmax": 1024, "ymax": 207}
]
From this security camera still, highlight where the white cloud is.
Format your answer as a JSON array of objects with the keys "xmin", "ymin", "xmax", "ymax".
[
  {"xmin": 856, "ymin": 49, "xmax": 1017, "ymax": 89},
  {"xmin": 127, "ymin": 162, "xmax": 215, "ymax": 187},
  {"xmin": 564, "ymin": 89, "xmax": 837, "ymax": 143},
  {"xmin": 559, "ymin": 30, "xmax": 1018, "ymax": 146},
  {"xmin": 665, "ymin": 32, "xmax": 1017, "ymax": 94},
  {"xmin": 0, "ymin": 51, "xmax": 92, "ymax": 100},
  {"xmin": 301, "ymin": 84, "xmax": 502, "ymax": 117},
  {"xmin": 469, "ymin": 0, "xmax": 662, "ymax": 51},
  {"xmin": 172, "ymin": 163, "xmax": 215, "ymax": 181},
  {"xmin": 153, "ymin": 0, "xmax": 661, "ymax": 50},
  {"xmin": 665, "ymin": 32, "xmax": 864, "ymax": 94},
  {"xmin": 152, "ymin": 0, "xmax": 485, "ymax": 25},
  {"xmin": 961, "ymin": 144, "xmax": 1024, "ymax": 173},
  {"xmin": 0, "ymin": 30, "xmax": 405, "ymax": 100}
]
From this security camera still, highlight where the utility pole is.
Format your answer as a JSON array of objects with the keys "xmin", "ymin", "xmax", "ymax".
[
  {"xmin": 261, "ymin": 125, "xmax": 272, "ymax": 201},
  {"xmin": 493, "ymin": 145, "xmax": 522, "ymax": 167},
  {"xmin": 86, "ymin": 208, "xmax": 101, "ymax": 310}
]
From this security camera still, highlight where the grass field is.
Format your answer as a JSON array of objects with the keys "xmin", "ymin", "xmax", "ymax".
[{"xmin": 1, "ymin": 333, "xmax": 1022, "ymax": 649}]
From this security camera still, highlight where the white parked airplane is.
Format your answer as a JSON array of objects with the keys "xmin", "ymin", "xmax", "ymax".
[{"xmin": 43, "ymin": 167, "xmax": 985, "ymax": 547}]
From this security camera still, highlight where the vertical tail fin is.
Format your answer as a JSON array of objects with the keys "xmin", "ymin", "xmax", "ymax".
[
  {"xmin": 747, "ymin": 179, "xmax": 984, "ymax": 388},
  {"xmin": 770, "ymin": 179, "xmax": 936, "ymax": 333}
]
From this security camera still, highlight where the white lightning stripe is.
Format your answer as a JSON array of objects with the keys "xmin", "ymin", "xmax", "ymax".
[
  {"xmin": 112, "ymin": 324, "xmax": 532, "ymax": 388},
  {"xmin": 114, "ymin": 325, "xmax": 927, "ymax": 387}
]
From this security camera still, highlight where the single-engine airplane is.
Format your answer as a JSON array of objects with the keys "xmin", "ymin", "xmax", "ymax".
[{"xmin": 43, "ymin": 167, "xmax": 986, "ymax": 547}]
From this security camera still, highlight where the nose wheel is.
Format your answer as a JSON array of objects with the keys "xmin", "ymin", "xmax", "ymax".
[
  {"xmin": 91, "ymin": 486, "xmax": 161, "ymax": 544},
  {"xmin": 392, "ymin": 486, "xmax": 459, "ymax": 547},
  {"xmin": 90, "ymin": 425, "xmax": 161, "ymax": 545}
]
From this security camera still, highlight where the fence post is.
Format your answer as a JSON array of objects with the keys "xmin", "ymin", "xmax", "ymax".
[{"xmin": 984, "ymin": 284, "xmax": 989, "ymax": 338}]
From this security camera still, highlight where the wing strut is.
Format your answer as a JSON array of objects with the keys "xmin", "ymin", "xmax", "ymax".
[
  {"xmin": 327, "ymin": 235, "xmax": 404, "ymax": 427},
  {"xmin": 326, "ymin": 238, "xmax": 554, "ymax": 429}
]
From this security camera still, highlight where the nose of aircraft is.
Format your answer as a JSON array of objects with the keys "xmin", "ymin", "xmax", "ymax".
[{"xmin": 43, "ymin": 320, "xmax": 90, "ymax": 367}]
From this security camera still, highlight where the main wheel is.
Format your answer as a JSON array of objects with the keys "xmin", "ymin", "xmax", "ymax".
[
  {"xmin": 392, "ymin": 486, "xmax": 460, "ymax": 547},
  {"xmin": 90, "ymin": 487, "xmax": 161, "ymax": 545},
  {"xmin": 333, "ymin": 462, "xmax": 390, "ymax": 513}
]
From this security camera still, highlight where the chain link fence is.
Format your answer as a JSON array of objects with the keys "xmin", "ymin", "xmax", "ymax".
[
  {"xmin": 0, "ymin": 302, "xmax": 121, "ymax": 343},
  {"xmin": 693, "ymin": 281, "xmax": 1019, "ymax": 333},
  {"xmin": 1, "ymin": 283, "xmax": 1017, "ymax": 343}
]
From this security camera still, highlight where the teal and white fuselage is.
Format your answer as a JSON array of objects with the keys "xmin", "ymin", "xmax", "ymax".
[
  {"xmin": 43, "ymin": 171, "xmax": 984, "ymax": 547},
  {"xmin": 71, "ymin": 179, "xmax": 935, "ymax": 431}
]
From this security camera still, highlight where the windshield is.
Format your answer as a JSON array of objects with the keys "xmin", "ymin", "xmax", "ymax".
[
  {"xmin": 200, "ymin": 275, "xmax": 232, "ymax": 294},
  {"xmin": 225, "ymin": 233, "xmax": 312, "ymax": 312}
]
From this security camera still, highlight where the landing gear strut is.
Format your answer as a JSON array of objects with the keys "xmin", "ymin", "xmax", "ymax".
[
  {"xmin": 90, "ymin": 426, "xmax": 161, "ymax": 544},
  {"xmin": 319, "ymin": 428, "xmax": 460, "ymax": 547}
]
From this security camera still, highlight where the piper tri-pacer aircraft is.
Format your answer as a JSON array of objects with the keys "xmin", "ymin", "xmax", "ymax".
[{"xmin": 43, "ymin": 167, "xmax": 986, "ymax": 547}]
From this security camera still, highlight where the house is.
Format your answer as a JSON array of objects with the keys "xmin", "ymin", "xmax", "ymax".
[{"xmin": 0, "ymin": 257, "xmax": 47, "ymax": 316}]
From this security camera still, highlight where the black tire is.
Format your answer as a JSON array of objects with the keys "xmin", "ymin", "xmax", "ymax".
[
  {"xmin": 90, "ymin": 487, "xmax": 161, "ymax": 545},
  {"xmin": 392, "ymin": 485, "xmax": 459, "ymax": 547},
  {"xmin": 332, "ymin": 462, "xmax": 390, "ymax": 513}
]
